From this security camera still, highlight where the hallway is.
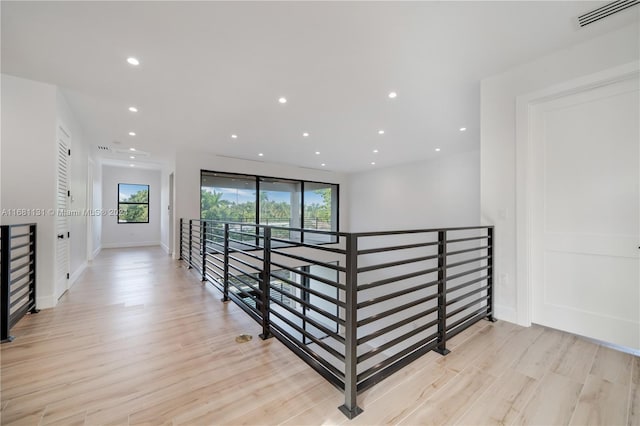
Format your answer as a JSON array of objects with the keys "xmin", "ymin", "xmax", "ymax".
[{"xmin": 1, "ymin": 247, "xmax": 638, "ymax": 425}]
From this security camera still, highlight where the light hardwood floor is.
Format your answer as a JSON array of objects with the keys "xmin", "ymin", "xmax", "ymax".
[{"xmin": 1, "ymin": 247, "xmax": 638, "ymax": 425}]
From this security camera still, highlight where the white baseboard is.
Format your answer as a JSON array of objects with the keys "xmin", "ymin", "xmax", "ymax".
[
  {"xmin": 494, "ymin": 304, "xmax": 517, "ymax": 324},
  {"xmin": 69, "ymin": 261, "xmax": 87, "ymax": 288},
  {"xmin": 101, "ymin": 241, "xmax": 161, "ymax": 249},
  {"xmin": 36, "ymin": 294, "xmax": 56, "ymax": 310}
]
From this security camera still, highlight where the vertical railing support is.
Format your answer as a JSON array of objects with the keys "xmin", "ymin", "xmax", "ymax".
[
  {"xmin": 486, "ymin": 227, "xmax": 497, "ymax": 322},
  {"xmin": 29, "ymin": 224, "xmax": 38, "ymax": 314},
  {"xmin": 339, "ymin": 234, "xmax": 363, "ymax": 418},
  {"xmin": 259, "ymin": 227, "xmax": 272, "ymax": 340},
  {"xmin": 1, "ymin": 226, "xmax": 13, "ymax": 342},
  {"xmin": 188, "ymin": 220, "xmax": 193, "ymax": 269},
  {"xmin": 434, "ymin": 230, "xmax": 450, "ymax": 356},
  {"xmin": 179, "ymin": 218, "xmax": 183, "ymax": 260},
  {"xmin": 201, "ymin": 220, "xmax": 207, "ymax": 281},
  {"xmin": 222, "ymin": 223, "xmax": 230, "ymax": 302}
]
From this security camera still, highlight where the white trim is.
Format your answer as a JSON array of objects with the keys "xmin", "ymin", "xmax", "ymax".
[
  {"xmin": 494, "ymin": 304, "xmax": 518, "ymax": 324},
  {"xmin": 36, "ymin": 295, "xmax": 56, "ymax": 310},
  {"xmin": 69, "ymin": 261, "xmax": 87, "ymax": 288},
  {"xmin": 515, "ymin": 61, "xmax": 640, "ymax": 328},
  {"xmin": 101, "ymin": 241, "xmax": 161, "ymax": 249}
]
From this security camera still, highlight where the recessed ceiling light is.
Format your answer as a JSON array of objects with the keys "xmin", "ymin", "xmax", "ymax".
[
  {"xmin": 373, "ymin": 149, "xmax": 379, "ymax": 153},
  {"xmin": 128, "ymin": 106, "xmax": 138, "ymax": 113},
  {"xmin": 126, "ymin": 57, "xmax": 140, "ymax": 66},
  {"xmin": 388, "ymin": 92, "xmax": 397, "ymax": 99},
  {"xmin": 303, "ymin": 132, "xmax": 309, "ymax": 137},
  {"xmin": 435, "ymin": 148, "xmax": 441, "ymax": 152},
  {"xmin": 231, "ymin": 134, "xmax": 238, "ymax": 139},
  {"xmin": 129, "ymin": 156, "xmax": 135, "ymax": 159},
  {"xmin": 315, "ymin": 151, "xmax": 320, "ymax": 155},
  {"xmin": 378, "ymin": 130, "xmax": 385, "ymax": 135},
  {"xmin": 129, "ymin": 164, "xmax": 135, "ymax": 167},
  {"xmin": 459, "ymin": 127, "xmax": 467, "ymax": 132},
  {"xmin": 258, "ymin": 153, "xmax": 264, "ymax": 157},
  {"xmin": 321, "ymin": 163, "xmax": 326, "ymax": 167},
  {"xmin": 278, "ymin": 97, "xmax": 287, "ymax": 104},
  {"xmin": 128, "ymin": 131, "xmax": 136, "ymax": 136},
  {"xmin": 129, "ymin": 148, "xmax": 136, "ymax": 151},
  {"xmin": 371, "ymin": 162, "xmax": 376, "ymax": 165}
]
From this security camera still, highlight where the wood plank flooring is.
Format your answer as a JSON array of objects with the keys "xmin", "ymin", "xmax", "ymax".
[{"xmin": 1, "ymin": 247, "xmax": 638, "ymax": 425}]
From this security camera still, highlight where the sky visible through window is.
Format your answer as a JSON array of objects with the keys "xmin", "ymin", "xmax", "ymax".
[{"xmin": 119, "ymin": 184, "xmax": 149, "ymax": 202}]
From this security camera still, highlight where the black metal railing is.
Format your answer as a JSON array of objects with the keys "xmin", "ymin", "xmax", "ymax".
[
  {"xmin": 179, "ymin": 218, "xmax": 494, "ymax": 419},
  {"xmin": 1, "ymin": 223, "xmax": 38, "ymax": 342}
]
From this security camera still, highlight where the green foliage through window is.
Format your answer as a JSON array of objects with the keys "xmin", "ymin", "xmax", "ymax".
[{"xmin": 118, "ymin": 183, "xmax": 149, "ymax": 223}]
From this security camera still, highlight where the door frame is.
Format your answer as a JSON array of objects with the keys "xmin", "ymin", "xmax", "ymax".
[{"xmin": 515, "ymin": 61, "xmax": 639, "ymax": 327}]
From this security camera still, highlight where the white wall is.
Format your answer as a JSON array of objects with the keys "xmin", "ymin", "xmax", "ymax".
[
  {"xmin": 101, "ymin": 165, "xmax": 162, "ymax": 248},
  {"xmin": 57, "ymin": 89, "xmax": 89, "ymax": 284},
  {"xmin": 348, "ymin": 150, "xmax": 480, "ymax": 232},
  {"xmin": 480, "ymin": 24, "xmax": 639, "ymax": 324},
  {"xmin": 173, "ymin": 151, "xmax": 349, "ymax": 256},
  {"xmin": 1, "ymin": 74, "xmax": 58, "ymax": 308}
]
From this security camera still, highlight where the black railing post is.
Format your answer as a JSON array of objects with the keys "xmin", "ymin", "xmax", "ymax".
[
  {"xmin": 486, "ymin": 227, "xmax": 497, "ymax": 322},
  {"xmin": 179, "ymin": 218, "xmax": 183, "ymax": 260},
  {"xmin": 29, "ymin": 224, "xmax": 38, "ymax": 314},
  {"xmin": 1, "ymin": 226, "xmax": 13, "ymax": 342},
  {"xmin": 259, "ymin": 226, "xmax": 272, "ymax": 340},
  {"xmin": 201, "ymin": 220, "xmax": 207, "ymax": 281},
  {"xmin": 222, "ymin": 223, "xmax": 230, "ymax": 302},
  {"xmin": 339, "ymin": 233, "xmax": 363, "ymax": 419},
  {"xmin": 188, "ymin": 220, "xmax": 193, "ymax": 269},
  {"xmin": 434, "ymin": 230, "xmax": 450, "ymax": 356}
]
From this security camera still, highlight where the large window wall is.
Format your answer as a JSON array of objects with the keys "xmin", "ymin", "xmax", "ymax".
[{"xmin": 201, "ymin": 170, "xmax": 338, "ymax": 243}]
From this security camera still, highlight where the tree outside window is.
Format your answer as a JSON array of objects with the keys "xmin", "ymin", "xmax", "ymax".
[{"xmin": 118, "ymin": 183, "xmax": 149, "ymax": 223}]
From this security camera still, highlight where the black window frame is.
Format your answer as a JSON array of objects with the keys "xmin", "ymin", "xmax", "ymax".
[
  {"xmin": 117, "ymin": 183, "xmax": 150, "ymax": 224},
  {"xmin": 200, "ymin": 170, "xmax": 339, "ymax": 244}
]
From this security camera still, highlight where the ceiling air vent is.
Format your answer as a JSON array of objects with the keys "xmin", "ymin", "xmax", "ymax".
[
  {"xmin": 578, "ymin": 0, "xmax": 639, "ymax": 27},
  {"xmin": 97, "ymin": 145, "xmax": 111, "ymax": 151}
]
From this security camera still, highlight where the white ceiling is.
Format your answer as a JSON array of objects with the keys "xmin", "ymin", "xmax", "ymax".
[{"xmin": 2, "ymin": 1, "xmax": 637, "ymax": 172}]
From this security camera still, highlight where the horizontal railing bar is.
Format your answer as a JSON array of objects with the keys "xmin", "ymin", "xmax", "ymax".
[
  {"xmin": 359, "ymin": 267, "xmax": 440, "ymax": 291},
  {"xmin": 357, "ymin": 293, "xmax": 439, "ymax": 327},
  {"xmin": 227, "ymin": 272, "xmax": 262, "ymax": 295},
  {"xmin": 228, "ymin": 230, "xmax": 260, "ymax": 239},
  {"xmin": 227, "ymin": 254, "xmax": 262, "ymax": 272},
  {"xmin": 8, "ymin": 301, "xmax": 34, "ymax": 329},
  {"xmin": 358, "ymin": 306, "xmax": 439, "ymax": 346},
  {"xmin": 10, "ymin": 250, "xmax": 33, "ymax": 264},
  {"xmin": 227, "ymin": 237, "xmax": 260, "ymax": 249},
  {"xmin": 447, "ymin": 295, "xmax": 489, "ymax": 319},
  {"xmin": 356, "ymin": 337, "xmax": 439, "ymax": 393},
  {"xmin": 269, "ymin": 273, "xmax": 346, "ymax": 309},
  {"xmin": 447, "ymin": 255, "xmax": 490, "ymax": 269},
  {"xmin": 269, "ymin": 237, "xmax": 346, "ymax": 254},
  {"xmin": 9, "ymin": 269, "xmax": 33, "ymax": 286},
  {"xmin": 270, "ymin": 249, "xmax": 345, "ymax": 273},
  {"xmin": 357, "ymin": 253, "xmax": 439, "ymax": 273},
  {"xmin": 204, "ymin": 266, "xmax": 224, "ymax": 281},
  {"xmin": 357, "ymin": 241, "xmax": 439, "ymax": 255},
  {"xmin": 446, "ymin": 235, "xmax": 489, "ymax": 244},
  {"xmin": 228, "ymin": 247, "xmax": 263, "ymax": 262},
  {"xmin": 446, "ymin": 311, "xmax": 487, "ymax": 340},
  {"xmin": 269, "ymin": 309, "xmax": 345, "ymax": 361},
  {"xmin": 357, "ymin": 279, "xmax": 439, "ymax": 309},
  {"xmin": 10, "ymin": 260, "xmax": 32, "ymax": 275},
  {"xmin": 446, "ymin": 265, "xmax": 489, "ymax": 281},
  {"xmin": 10, "ymin": 242, "xmax": 32, "ymax": 252},
  {"xmin": 9, "ymin": 291, "xmax": 32, "ymax": 309},
  {"xmin": 446, "ymin": 285, "xmax": 488, "ymax": 306},
  {"xmin": 447, "ymin": 245, "xmax": 490, "ymax": 257},
  {"xmin": 269, "ymin": 297, "xmax": 345, "ymax": 344},
  {"xmin": 270, "ymin": 260, "xmax": 345, "ymax": 290},
  {"xmin": 268, "ymin": 326, "xmax": 346, "ymax": 387},
  {"xmin": 226, "ymin": 291, "xmax": 262, "ymax": 323},
  {"xmin": 354, "ymin": 225, "xmax": 492, "ymax": 238},
  {"xmin": 446, "ymin": 306, "xmax": 489, "ymax": 331},
  {"xmin": 357, "ymin": 319, "xmax": 439, "ymax": 364},
  {"xmin": 9, "ymin": 232, "xmax": 32, "ymax": 239},
  {"xmin": 270, "ymin": 285, "xmax": 344, "ymax": 326},
  {"xmin": 446, "ymin": 275, "xmax": 489, "ymax": 294},
  {"xmin": 205, "ymin": 260, "xmax": 225, "ymax": 274},
  {"xmin": 227, "ymin": 285, "xmax": 262, "ymax": 312},
  {"xmin": 356, "ymin": 331, "xmax": 439, "ymax": 383},
  {"xmin": 9, "ymin": 280, "xmax": 32, "ymax": 298}
]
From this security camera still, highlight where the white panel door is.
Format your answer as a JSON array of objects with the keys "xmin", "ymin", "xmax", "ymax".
[
  {"xmin": 55, "ymin": 125, "xmax": 71, "ymax": 300},
  {"xmin": 531, "ymin": 75, "xmax": 639, "ymax": 349}
]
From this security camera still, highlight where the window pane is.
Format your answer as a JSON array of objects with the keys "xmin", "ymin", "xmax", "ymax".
[
  {"xmin": 201, "ymin": 172, "xmax": 257, "ymax": 222},
  {"xmin": 118, "ymin": 204, "xmax": 149, "ymax": 223},
  {"xmin": 304, "ymin": 182, "xmax": 337, "ymax": 243},
  {"xmin": 259, "ymin": 178, "xmax": 301, "ymax": 242},
  {"xmin": 119, "ymin": 184, "xmax": 149, "ymax": 203}
]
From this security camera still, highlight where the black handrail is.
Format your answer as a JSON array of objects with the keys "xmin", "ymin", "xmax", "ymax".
[
  {"xmin": 1, "ymin": 223, "xmax": 39, "ymax": 342},
  {"xmin": 179, "ymin": 218, "xmax": 495, "ymax": 419}
]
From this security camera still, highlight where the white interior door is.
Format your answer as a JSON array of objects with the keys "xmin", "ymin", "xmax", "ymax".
[
  {"xmin": 55, "ymin": 125, "xmax": 71, "ymax": 300},
  {"xmin": 531, "ymin": 75, "xmax": 639, "ymax": 349}
]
